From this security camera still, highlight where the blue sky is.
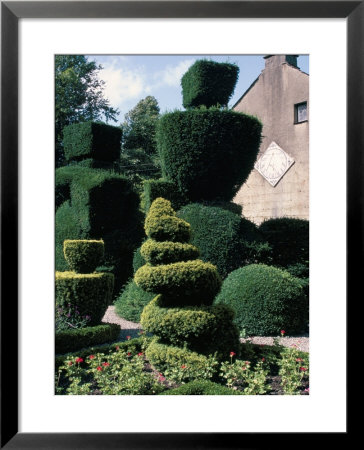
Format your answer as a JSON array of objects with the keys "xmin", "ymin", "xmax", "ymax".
[{"xmin": 88, "ymin": 54, "xmax": 309, "ymax": 123}]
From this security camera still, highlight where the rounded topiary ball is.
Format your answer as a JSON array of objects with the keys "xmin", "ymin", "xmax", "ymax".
[
  {"xmin": 63, "ymin": 239, "xmax": 104, "ymax": 273},
  {"xmin": 214, "ymin": 264, "xmax": 308, "ymax": 336}
]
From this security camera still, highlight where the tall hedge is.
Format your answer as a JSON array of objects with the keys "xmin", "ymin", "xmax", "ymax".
[
  {"xmin": 181, "ymin": 60, "xmax": 239, "ymax": 108},
  {"xmin": 157, "ymin": 108, "xmax": 262, "ymax": 202},
  {"xmin": 177, "ymin": 203, "xmax": 272, "ymax": 278},
  {"xmin": 63, "ymin": 121, "xmax": 122, "ymax": 163},
  {"xmin": 55, "ymin": 166, "xmax": 143, "ymax": 293}
]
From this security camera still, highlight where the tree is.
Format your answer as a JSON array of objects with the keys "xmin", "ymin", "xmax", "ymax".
[
  {"xmin": 122, "ymin": 96, "xmax": 160, "ymax": 156},
  {"xmin": 55, "ymin": 55, "xmax": 119, "ymax": 166}
]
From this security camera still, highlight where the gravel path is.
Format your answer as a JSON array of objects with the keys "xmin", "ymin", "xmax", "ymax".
[{"xmin": 102, "ymin": 306, "xmax": 309, "ymax": 353}]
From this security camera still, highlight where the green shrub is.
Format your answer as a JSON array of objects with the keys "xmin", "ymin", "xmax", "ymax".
[
  {"xmin": 161, "ymin": 379, "xmax": 242, "ymax": 395},
  {"xmin": 135, "ymin": 260, "xmax": 221, "ymax": 307},
  {"xmin": 181, "ymin": 60, "xmax": 239, "ymax": 108},
  {"xmin": 55, "ymin": 166, "xmax": 143, "ymax": 293},
  {"xmin": 141, "ymin": 239, "xmax": 199, "ymax": 265},
  {"xmin": 114, "ymin": 279, "xmax": 155, "ymax": 322},
  {"xmin": 145, "ymin": 338, "xmax": 219, "ymax": 382},
  {"xmin": 143, "ymin": 179, "xmax": 187, "ymax": 212},
  {"xmin": 63, "ymin": 121, "xmax": 122, "ymax": 162},
  {"xmin": 214, "ymin": 264, "xmax": 308, "ymax": 336},
  {"xmin": 157, "ymin": 109, "xmax": 261, "ymax": 202},
  {"xmin": 55, "ymin": 271, "xmax": 114, "ymax": 325},
  {"xmin": 132, "ymin": 245, "xmax": 145, "ymax": 274},
  {"xmin": 178, "ymin": 203, "xmax": 272, "ymax": 278},
  {"xmin": 63, "ymin": 239, "xmax": 104, "ymax": 273},
  {"xmin": 55, "ymin": 324, "xmax": 121, "ymax": 354},
  {"xmin": 145, "ymin": 215, "xmax": 191, "ymax": 243},
  {"xmin": 259, "ymin": 218, "xmax": 309, "ymax": 268},
  {"xmin": 140, "ymin": 296, "xmax": 239, "ymax": 357}
]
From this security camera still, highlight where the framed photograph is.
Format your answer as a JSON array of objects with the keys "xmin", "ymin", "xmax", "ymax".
[{"xmin": 1, "ymin": 1, "xmax": 360, "ymax": 447}]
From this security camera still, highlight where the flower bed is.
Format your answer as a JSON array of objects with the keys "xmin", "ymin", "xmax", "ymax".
[{"xmin": 55, "ymin": 332, "xmax": 309, "ymax": 395}]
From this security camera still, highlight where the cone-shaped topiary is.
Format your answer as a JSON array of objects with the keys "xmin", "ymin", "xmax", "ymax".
[{"xmin": 136, "ymin": 198, "xmax": 240, "ymax": 374}]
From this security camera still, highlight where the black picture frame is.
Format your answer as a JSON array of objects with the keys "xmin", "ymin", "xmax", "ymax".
[{"xmin": 1, "ymin": 1, "xmax": 360, "ymax": 448}]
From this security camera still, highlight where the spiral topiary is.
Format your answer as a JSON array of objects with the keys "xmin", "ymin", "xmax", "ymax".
[{"xmin": 136, "ymin": 198, "xmax": 240, "ymax": 372}]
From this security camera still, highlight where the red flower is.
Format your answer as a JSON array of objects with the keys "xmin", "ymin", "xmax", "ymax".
[
  {"xmin": 138, "ymin": 352, "xmax": 143, "ymax": 356},
  {"xmin": 230, "ymin": 351, "xmax": 236, "ymax": 357},
  {"xmin": 181, "ymin": 365, "xmax": 187, "ymax": 369},
  {"xmin": 102, "ymin": 362, "xmax": 110, "ymax": 367},
  {"xmin": 116, "ymin": 346, "xmax": 120, "ymax": 350},
  {"xmin": 68, "ymin": 361, "xmax": 73, "ymax": 366},
  {"xmin": 97, "ymin": 366, "xmax": 102, "ymax": 371},
  {"xmin": 241, "ymin": 366, "xmax": 247, "ymax": 371},
  {"xmin": 280, "ymin": 330, "xmax": 286, "ymax": 335},
  {"xmin": 296, "ymin": 358, "xmax": 303, "ymax": 362},
  {"xmin": 75, "ymin": 357, "xmax": 83, "ymax": 364},
  {"xmin": 126, "ymin": 336, "xmax": 131, "ymax": 340},
  {"xmin": 127, "ymin": 352, "xmax": 132, "ymax": 356},
  {"xmin": 300, "ymin": 367, "xmax": 307, "ymax": 372},
  {"xmin": 261, "ymin": 358, "xmax": 265, "ymax": 362},
  {"xmin": 89, "ymin": 355, "xmax": 95, "ymax": 360}
]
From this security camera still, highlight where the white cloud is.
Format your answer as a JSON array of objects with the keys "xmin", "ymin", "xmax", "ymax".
[
  {"xmin": 100, "ymin": 59, "xmax": 147, "ymax": 109},
  {"xmin": 160, "ymin": 59, "xmax": 195, "ymax": 87}
]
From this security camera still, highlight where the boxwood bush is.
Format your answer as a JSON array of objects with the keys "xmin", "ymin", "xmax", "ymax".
[
  {"xmin": 55, "ymin": 323, "xmax": 121, "ymax": 354},
  {"xmin": 157, "ymin": 108, "xmax": 262, "ymax": 202},
  {"xmin": 181, "ymin": 60, "xmax": 239, "ymax": 108},
  {"xmin": 135, "ymin": 260, "xmax": 221, "ymax": 307},
  {"xmin": 55, "ymin": 271, "xmax": 114, "ymax": 325},
  {"xmin": 214, "ymin": 264, "xmax": 308, "ymax": 336},
  {"xmin": 161, "ymin": 379, "xmax": 242, "ymax": 395},
  {"xmin": 259, "ymin": 218, "xmax": 309, "ymax": 268},
  {"xmin": 141, "ymin": 239, "xmax": 199, "ymax": 265},
  {"xmin": 141, "ymin": 295, "xmax": 239, "ymax": 357},
  {"xmin": 177, "ymin": 203, "xmax": 272, "ymax": 278},
  {"xmin": 143, "ymin": 178, "xmax": 187, "ymax": 212},
  {"xmin": 114, "ymin": 279, "xmax": 155, "ymax": 322},
  {"xmin": 63, "ymin": 239, "xmax": 104, "ymax": 273}
]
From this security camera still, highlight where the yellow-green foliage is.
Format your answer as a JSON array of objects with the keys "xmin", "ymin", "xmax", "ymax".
[
  {"xmin": 144, "ymin": 197, "xmax": 191, "ymax": 242},
  {"xmin": 63, "ymin": 239, "xmax": 104, "ymax": 273},
  {"xmin": 134, "ymin": 259, "xmax": 221, "ymax": 306},
  {"xmin": 141, "ymin": 239, "xmax": 199, "ymax": 265},
  {"xmin": 56, "ymin": 271, "xmax": 114, "ymax": 325},
  {"xmin": 145, "ymin": 338, "xmax": 219, "ymax": 381},
  {"xmin": 141, "ymin": 295, "xmax": 239, "ymax": 357}
]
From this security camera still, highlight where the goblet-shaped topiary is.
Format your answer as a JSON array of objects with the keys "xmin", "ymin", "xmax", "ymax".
[{"xmin": 63, "ymin": 239, "xmax": 104, "ymax": 273}]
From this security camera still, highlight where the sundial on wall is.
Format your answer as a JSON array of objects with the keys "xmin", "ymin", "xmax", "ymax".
[{"xmin": 254, "ymin": 141, "xmax": 295, "ymax": 187}]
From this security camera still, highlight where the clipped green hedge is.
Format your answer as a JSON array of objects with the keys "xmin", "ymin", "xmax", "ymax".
[
  {"xmin": 259, "ymin": 218, "xmax": 309, "ymax": 268},
  {"xmin": 145, "ymin": 215, "xmax": 191, "ymax": 243},
  {"xmin": 141, "ymin": 239, "xmax": 199, "ymax": 265},
  {"xmin": 55, "ymin": 166, "xmax": 143, "ymax": 293},
  {"xmin": 145, "ymin": 339, "xmax": 219, "ymax": 380},
  {"xmin": 214, "ymin": 264, "xmax": 308, "ymax": 336},
  {"xmin": 157, "ymin": 109, "xmax": 262, "ymax": 202},
  {"xmin": 55, "ymin": 323, "xmax": 121, "ymax": 354},
  {"xmin": 132, "ymin": 245, "xmax": 145, "ymax": 274},
  {"xmin": 135, "ymin": 260, "xmax": 221, "ymax": 307},
  {"xmin": 55, "ymin": 271, "xmax": 114, "ymax": 325},
  {"xmin": 143, "ymin": 179, "xmax": 187, "ymax": 212},
  {"xmin": 114, "ymin": 279, "xmax": 155, "ymax": 322},
  {"xmin": 63, "ymin": 121, "xmax": 122, "ymax": 162},
  {"xmin": 161, "ymin": 379, "xmax": 242, "ymax": 395},
  {"xmin": 177, "ymin": 203, "xmax": 272, "ymax": 278},
  {"xmin": 140, "ymin": 295, "xmax": 239, "ymax": 357},
  {"xmin": 63, "ymin": 239, "xmax": 104, "ymax": 273},
  {"xmin": 181, "ymin": 60, "xmax": 239, "ymax": 108}
]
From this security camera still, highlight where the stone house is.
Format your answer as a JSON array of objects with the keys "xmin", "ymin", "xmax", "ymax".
[{"xmin": 233, "ymin": 55, "xmax": 309, "ymax": 225}]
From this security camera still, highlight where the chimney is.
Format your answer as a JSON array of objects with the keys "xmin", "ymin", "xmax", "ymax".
[{"xmin": 264, "ymin": 55, "xmax": 299, "ymax": 69}]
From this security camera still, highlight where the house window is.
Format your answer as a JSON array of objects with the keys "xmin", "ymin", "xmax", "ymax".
[{"xmin": 294, "ymin": 101, "xmax": 308, "ymax": 123}]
